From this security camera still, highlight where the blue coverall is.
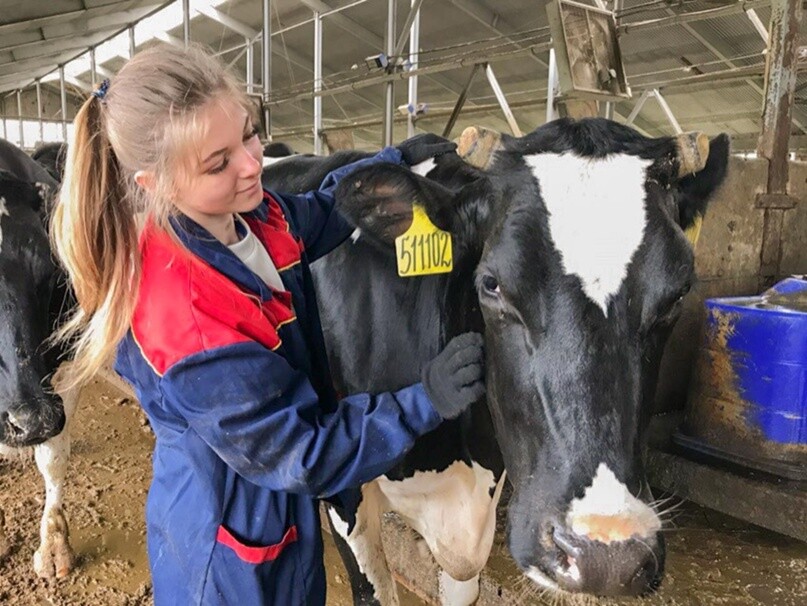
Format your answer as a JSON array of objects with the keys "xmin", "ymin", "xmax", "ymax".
[{"xmin": 115, "ymin": 148, "xmax": 442, "ymax": 604}]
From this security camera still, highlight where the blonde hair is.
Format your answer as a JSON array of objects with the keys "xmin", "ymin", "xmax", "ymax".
[{"xmin": 51, "ymin": 43, "xmax": 251, "ymax": 389}]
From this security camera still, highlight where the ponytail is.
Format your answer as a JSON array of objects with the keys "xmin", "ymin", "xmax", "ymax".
[{"xmin": 50, "ymin": 94, "xmax": 140, "ymax": 390}]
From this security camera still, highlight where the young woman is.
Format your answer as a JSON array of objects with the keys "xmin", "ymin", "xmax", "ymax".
[{"xmin": 51, "ymin": 44, "xmax": 484, "ymax": 605}]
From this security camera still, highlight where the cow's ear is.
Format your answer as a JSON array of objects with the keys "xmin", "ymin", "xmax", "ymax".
[
  {"xmin": 334, "ymin": 163, "xmax": 458, "ymax": 246},
  {"xmin": 676, "ymin": 133, "xmax": 729, "ymax": 246}
]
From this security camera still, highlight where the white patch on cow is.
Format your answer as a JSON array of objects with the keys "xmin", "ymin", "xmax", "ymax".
[
  {"xmin": 411, "ymin": 157, "xmax": 436, "ymax": 177},
  {"xmin": 566, "ymin": 463, "xmax": 660, "ymax": 542},
  {"xmin": 377, "ymin": 461, "xmax": 505, "ymax": 582},
  {"xmin": 32, "ymin": 368, "xmax": 78, "ymax": 578},
  {"xmin": 350, "ymin": 227, "xmax": 362, "ymax": 243},
  {"xmin": 525, "ymin": 153, "xmax": 649, "ymax": 314},
  {"xmin": 439, "ymin": 570, "xmax": 480, "ymax": 606},
  {"xmin": 1, "ymin": 364, "xmax": 78, "ymax": 578},
  {"xmin": 261, "ymin": 156, "xmax": 288, "ymax": 167},
  {"xmin": 526, "ymin": 565, "xmax": 559, "ymax": 590},
  {"xmin": 0, "ymin": 196, "xmax": 9, "ymax": 252},
  {"xmin": 327, "ymin": 484, "xmax": 398, "ymax": 605}
]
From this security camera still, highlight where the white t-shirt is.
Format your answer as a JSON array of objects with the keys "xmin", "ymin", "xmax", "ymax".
[{"xmin": 228, "ymin": 214, "xmax": 285, "ymax": 292}]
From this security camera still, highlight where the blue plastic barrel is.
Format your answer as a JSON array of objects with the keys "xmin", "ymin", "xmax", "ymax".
[{"xmin": 677, "ymin": 277, "xmax": 807, "ymax": 479}]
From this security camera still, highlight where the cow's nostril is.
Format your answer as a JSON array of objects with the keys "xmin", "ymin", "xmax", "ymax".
[
  {"xmin": 550, "ymin": 527, "xmax": 583, "ymax": 584},
  {"xmin": 6, "ymin": 413, "xmax": 25, "ymax": 433}
]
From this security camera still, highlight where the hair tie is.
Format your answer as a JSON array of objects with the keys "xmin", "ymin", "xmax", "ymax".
[{"xmin": 92, "ymin": 79, "xmax": 110, "ymax": 100}]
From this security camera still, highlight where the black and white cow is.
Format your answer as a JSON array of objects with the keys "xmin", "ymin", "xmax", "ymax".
[
  {"xmin": 31, "ymin": 142, "xmax": 68, "ymax": 183},
  {"xmin": 262, "ymin": 118, "xmax": 729, "ymax": 603},
  {"xmin": 0, "ymin": 138, "xmax": 76, "ymax": 578}
]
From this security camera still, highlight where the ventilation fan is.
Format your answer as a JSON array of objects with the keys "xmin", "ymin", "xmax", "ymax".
[{"xmin": 547, "ymin": 0, "xmax": 631, "ymax": 101}]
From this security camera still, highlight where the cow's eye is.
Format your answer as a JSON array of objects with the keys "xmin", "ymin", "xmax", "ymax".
[{"xmin": 481, "ymin": 274, "xmax": 500, "ymax": 295}]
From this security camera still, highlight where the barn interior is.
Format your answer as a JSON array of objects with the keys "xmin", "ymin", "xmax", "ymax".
[{"xmin": 0, "ymin": 1, "xmax": 805, "ymax": 604}]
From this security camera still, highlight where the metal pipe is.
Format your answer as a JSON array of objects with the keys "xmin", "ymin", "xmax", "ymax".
[
  {"xmin": 268, "ymin": 42, "xmax": 553, "ymax": 110},
  {"xmin": 276, "ymin": 95, "xmax": 551, "ymax": 138},
  {"xmin": 182, "ymin": 0, "xmax": 190, "ymax": 46},
  {"xmin": 619, "ymin": 0, "xmax": 771, "ymax": 34},
  {"xmin": 383, "ymin": 0, "xmax": 397, "ymax": 146},
  {"xmin": 746, "ymin": 8, "xmax": 769, "ymax": 43},
  {"xmin": 546, "ymin": 48, "xmax": 559, "ymax": 123},
  {"xmin": 314, "ymin": 11, "xmax": 323, "ymax": 154},
  {"xmin": 485, "ymin": 63, "xmax": 522, "ymax": 136},
  {"xmin": 90, "ymin": 47, "xmax": 97, "ymax": 87},
  {"xmin": 653, "ymin": 89, "xmax": 682, "ymax": 134},
  {"xmin": 36, "ymin": 80, "xmax": 43, "ymax": 144},
  {"xmin": 407, "ymin": 0, "xmax": 421, "ymax": 137},
  {"xmin": 262, "ymin": 0, "xmax": 272, "ymax": 139},
  {"xmin": 605, "ymin": 0, "xmax": 623, "ymax": 120},
  {"xmin": 442, "ymin": 63, "xmax": 479, "ymax": 138},
  {"xmin": 626, "ymin": 89, "xmax": 652, "ymax": 125},
  {"xmin": 17, "ymin": 90, "xmax": 24, "ymax": 148},
  {"xmin": 129, "ymin": 26, "xmax": 136, "ymax": 57},
  {"xmin": 246, "ymin": 38, "xmax": 254, "ymax": 94},
  {"xmin": 394, "ymin": 0, "xmax": 424, "ymax": 60},
  {"xmin": 59, "ymin": 66, "xmax": 67, "ymax": 140}
]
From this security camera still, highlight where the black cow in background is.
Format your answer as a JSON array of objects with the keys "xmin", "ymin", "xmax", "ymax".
[
  {"xmin": 31, "ymin": 142, "xmax": 68, "ymax": 183},
  {"xmin": 0, "ymin": 138, "xmax": 76, "ymax": 578},
  {"xmin": 262, "ymin": 118, "xmax": 729, "ymax": 604}
]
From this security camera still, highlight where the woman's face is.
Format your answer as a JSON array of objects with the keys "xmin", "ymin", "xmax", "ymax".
[{"xmin": 171, "ymin": 97, "xmax": 263, "ymax": 239}]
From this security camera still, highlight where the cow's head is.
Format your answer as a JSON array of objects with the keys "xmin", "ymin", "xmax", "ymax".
[
  {"xmin": 0, "ymin": 170, "xmax": 66, "ymax": 447},
  {"xmin": 335, "ymin": 118, "xmax": 729, "ymax": 596}
]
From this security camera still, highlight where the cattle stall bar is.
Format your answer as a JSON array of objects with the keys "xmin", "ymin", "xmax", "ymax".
[{"xmin": 1, "ymin": 1, "xmax": 806, "ymax": 605}]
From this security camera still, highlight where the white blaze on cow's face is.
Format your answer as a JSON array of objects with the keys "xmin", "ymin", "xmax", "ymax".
[
  {"xmin": 566, "ymin": 463, "xmax": 661, "ymax": 543},
  {"xmin": 525, "ymin": 153, "xmax": 650, "ymax": 314},
  {"xmin": 0, "ymin": 197, "xmax": 9, "ymax": 252}
]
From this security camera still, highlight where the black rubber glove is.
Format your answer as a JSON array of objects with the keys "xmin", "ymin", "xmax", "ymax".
[
  {"xmin": 421, "ymin": 332, "xmax": 485, "ymax": 420},
  {"xmin": 396, "ymin": 133, "xmax": 457, "ymax": 166}
]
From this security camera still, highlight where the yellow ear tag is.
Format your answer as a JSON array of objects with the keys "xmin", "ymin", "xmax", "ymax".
[{"xmin": 395, "ymin": 205, "xmax": 453, "ymax": 277}]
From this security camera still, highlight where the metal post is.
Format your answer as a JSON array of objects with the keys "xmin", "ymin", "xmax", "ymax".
[
  {"xmin": 262, "ymin": 0, "xmax": 272, "ymax": 140},
  {"xmin": 442, "ymin": 64, "xmax": 480, "ymax": 138},
  {"xmin": 59, "ymin": 66, "xmax": 67, "ymax": 140},
  {"xmin": 36, "ymin": 80, "xmax": 43, "ymax": 144},
  {"xmin": 605, "ymin": 0, "xmax": 623, "ymax": 120},
  {"xmin": 653, "ymin": 89, "xmax": 682, "ymax": 134},
  {"xmin": 756, "ymin": 0, "xmax": 803, "ymax": 287},
  {"xmin": 182, "ymin": 0, "xmax": 191, "ymax": 46},
  {"xmin": 546, "ymin": 48, "xmax": 559, "ymax": 123},
  {"xmin": 313, "ymin": 12, "xmax": 323, "ymax": 155},
  {"xmin": 407, "ymin": 0, "xmax": 420, "ymax": 137},
  {"xmin": 625, "ymin": 89, "xmax": 652, "ymax": 125},
  {"xmin": 246, "ymin": 38, "xmax": 254, "ymax": 94},
  {"xmin": 485, "ymin": 63, "xmax": 522, "ymax": 136},
  {"xmin": 129, "ymin": 26, "xmax": 136, "ymax": 57},
  {"xmin": 383, "ymin": 0, "xmax": 396, "ymax": 146},
  {"xmin": 90, "ymin": 47, "xmax": 97, "ymax": 87},
  {"xmin": 16, "ymin": 90, "xmax": 24, "ymax": 148}
]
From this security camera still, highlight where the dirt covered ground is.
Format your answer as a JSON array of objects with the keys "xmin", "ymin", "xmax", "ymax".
[{"xmin": 0, "ymin": 378, "xmax": 805, "ymax": 605}]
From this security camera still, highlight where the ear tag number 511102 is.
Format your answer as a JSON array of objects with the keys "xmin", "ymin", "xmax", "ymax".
[{"xmin": 395, "ymin": 205, "xmax": 453, "ymax": 277}]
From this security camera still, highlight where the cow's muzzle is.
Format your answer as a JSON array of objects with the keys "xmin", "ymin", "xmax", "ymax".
[
  {"xmin": 526, "ymin": 520, "xmax": 665, "ymax": 596},
  {"xmin": 0, "ymin": 399, "xmax": 66, "ymax": 447}
]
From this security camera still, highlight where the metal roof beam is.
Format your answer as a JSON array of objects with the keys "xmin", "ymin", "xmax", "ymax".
[
  {"xmin": 9, "ymin": 31, "xmax": 119, "ymax": 62},
  {"xmin": 619, "ymin": 1, "xmax": 771, "ymax": 34},
  {"xmin": 298, "ymin": 0, "xmax": 383, "ymax": 48},
  {"xmin": 195, "ymin": 5, "xmax": 257, "ymax": 39},
  {"xmin": 662, "ymin": 4, "xmax": 807, "ymax": 134},
  {"xmin": 0, "ymin": 1, "xmax": 150, "ymax": 36},
  {"xmin": 448, "ymin": 0, "xmax": 547, "ymax": 68},
  {"xmin": 40, "ymin": 3, "xmax": 165, "ymax": 39}
]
